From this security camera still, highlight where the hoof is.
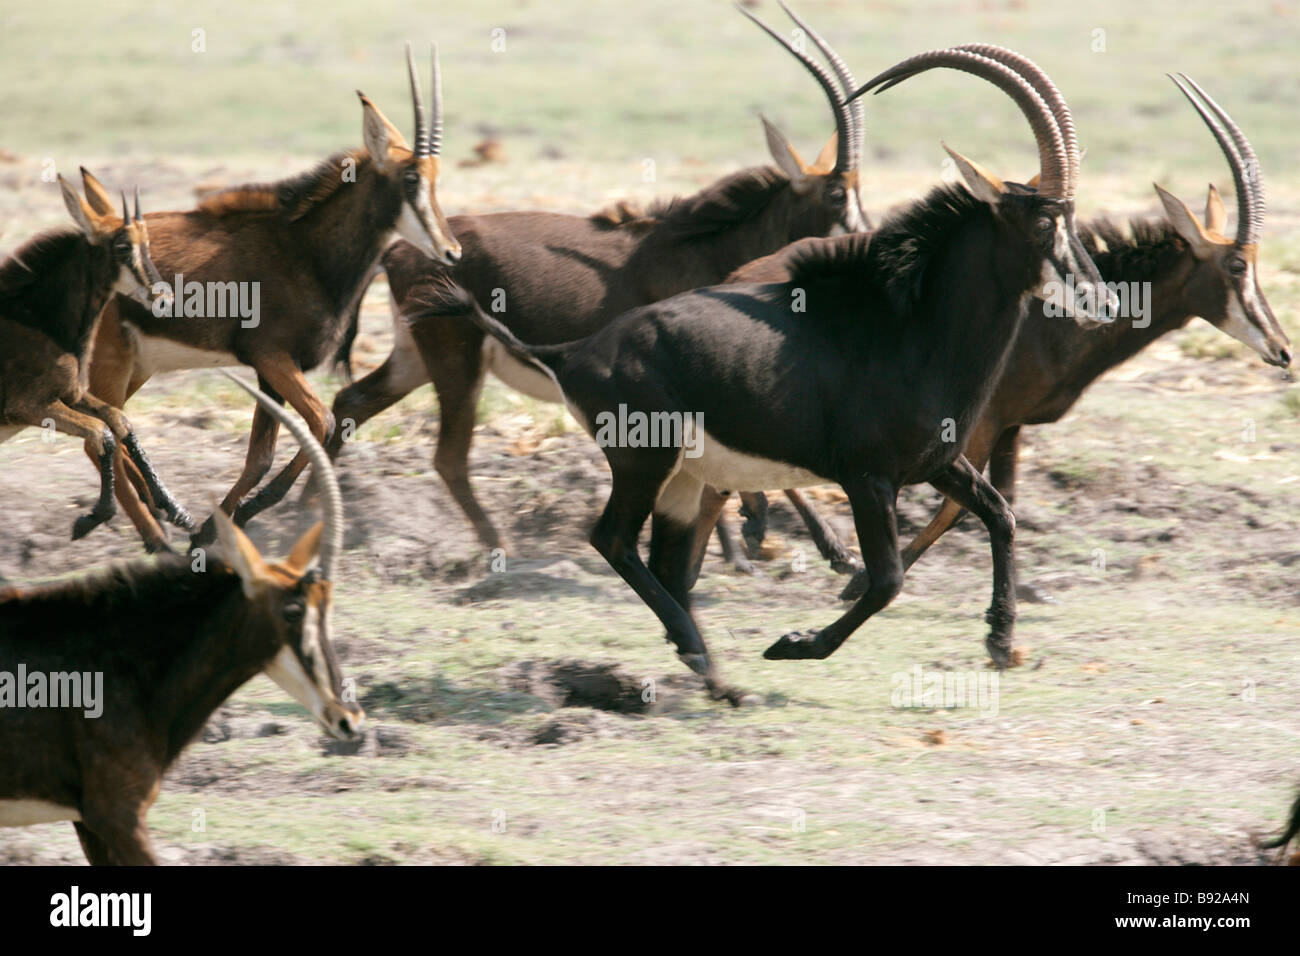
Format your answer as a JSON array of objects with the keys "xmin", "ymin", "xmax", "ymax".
[
  {"xmin": 708, "ymin": 683, "xmax": 749, "ymax": 708},
  {"xmin": 763, "ymin": 629, "xmax": 826, "ymax": 660},
  {"xmin": 838, "ymin": 569, "xmax": 870, "ymax": 602},
  {"xmin": 985, "ymin": 638, "xmax": 1024, "ymax": 670},
  {"xmin": 189, "ymin": 516, "xmax": 217, "ymax": 549},
  {"xmin": 830, "ymin": 554, "xmax": 865, "ymax": 576},
  {"xmin": 71, "ymin": 512, "xmax": 108, "ymax": 541},
  {"xmin": 732, "ymin": 555, "xmax": 756, "ymax": 576},
  {"xmin": 166, "ymin": 506, "xmax": 197, "ymax": 532},
  {"xmin": 1016, "ymin": 581, "xmax": 1056, "ymax": 604},
  {"xmin": 678, "ymin": 652, "xmax": 713, "ymax": 677}
]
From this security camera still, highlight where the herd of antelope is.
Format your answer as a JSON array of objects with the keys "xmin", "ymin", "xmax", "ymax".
[{"xmin": 1, "ymin": 4, "xmax": 1295, "ymax": 864}]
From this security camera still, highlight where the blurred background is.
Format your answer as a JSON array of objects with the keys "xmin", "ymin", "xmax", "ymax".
[{"xmin": 2, "ymin": 0, "xmax": 1297, "ymax": 219}]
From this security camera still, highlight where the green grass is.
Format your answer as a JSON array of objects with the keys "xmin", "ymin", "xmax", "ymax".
[{"xmin": 3, "ymin": 0, "xmax": 1298, "ymax": 180}]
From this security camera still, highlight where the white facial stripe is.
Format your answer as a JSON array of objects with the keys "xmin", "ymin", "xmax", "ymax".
[
  {"xmin": 263, "ymin": 605, "xmax": 333, "ymax": 728},
  {"xmin": 1053, "ymin": 219, "xmax": 1069, "ymax": 260},
  {"xmin": 1221, "ymin": 265, "xmax": 1274, "ymax": 356},
  {"xmin": 1039, "ymin": 258, "xmax": 1066, "ymax": 299}
]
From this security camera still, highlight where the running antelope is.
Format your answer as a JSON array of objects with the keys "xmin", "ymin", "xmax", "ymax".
[
  {"xmin": 0, "ymin": 170, "xmax": 188, "ymax": 540},
  {"xmin": 319, "ymin": 2, "xmax": 867, "ymax": 553},
  {"xmin": 0, "ymin": 372, "xmax": 363, "ymax": 865},
  {"xmin": 85, "ymin": 44, "xmax": 460, "ymax": 552},
  {"xmin": 725, "ymin": 74, "xmax": 1292, "ymax": 603},
  {"xmin": 452, "ymin": 47, "xmax": 1115, "ymax": 701}
]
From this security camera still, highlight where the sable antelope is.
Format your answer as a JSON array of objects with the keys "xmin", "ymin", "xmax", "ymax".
[
  {"xmin": 321, "ymin": 2, "xmax": 867, "ymax": 554},
  {"xmin": 0, "ymin": 170, "xmax": 189, "ymax": 540},
  {"xmin": 725, "ymin": 74, "xmax": 1292, "ymax": 603},
  {"xmin": 0, "ymin": 372, "xmax": 363, "ymax": 866},
  {"xmin": 84, "ymin": 44, "xmax": 460, "ymax": 552},
  {"xmin": 449, "ymin": 47, "xmax": 1116, "ymax": 700}
]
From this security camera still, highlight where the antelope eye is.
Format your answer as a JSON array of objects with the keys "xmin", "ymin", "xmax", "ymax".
[
  {"xmin": 1035, "ymin": 217, "xmax": 1054, "ymax": 233},
  {"xmin": 282, "ymin": 599, "xmax": 306, "ymax": 622},
  {"xmin": 403, "ymin": 168, "xmax": 420, "ymax": 185},
  {"xmin": 1227, "ymin": 258, "xmax": 1247, "ymax": 277},
  {"xmin": 827, "ymin": 184, "xmax": 847, "ymax": 205},
  {"xmin": 114, "ymin": 238, "xmax": 131, "ymax": 254}
]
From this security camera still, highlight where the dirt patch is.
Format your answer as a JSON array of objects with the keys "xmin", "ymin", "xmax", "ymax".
[{"xmin": 501, "ymin": 658, "xmax": 672, "ymax": 714}]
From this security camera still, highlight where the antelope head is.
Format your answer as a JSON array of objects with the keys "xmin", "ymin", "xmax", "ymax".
[
  {"xmin": 1155, "ymin": 74, "xmax": 1290, "ymax": 369},
  {"xmin": 358, "ymin": 43, "xmax": 462, "ymax": 266},
  {"xmin": 849, "ymin": 45, "xmax": 1118, "ymax": 327},
  {"xmin": 59, "ymin": 169, "xmax": 171, "ymax": 311},
  {"xmin": 740, "ymin": 1, "xmax": 869, "ymax": 235},
  {"xmin": 215, "ymin": 372, "xmax": 366, "ymax": 741}
]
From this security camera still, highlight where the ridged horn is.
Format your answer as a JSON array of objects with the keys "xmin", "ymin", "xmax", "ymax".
[
  {"xmin": 737, "ymin": 3, "xmax": 855, "ymax": 173},
  {"xmin": 776, "ymin": 0, "xmax": 863, "ymax": 170},
  {"xmin": 220, "ymin": 371, "xmax": 344, "ymax": 581},
  {"xmin": 847, "ymin": 48, "xmax": 1071, "ymax": 199},
  {"xmin": 1169, "ymin": 73, "xmax": 1262, "ymax": 245},
  {"xmin": 406, "ymin": 42, "xmax": 430, "ymax": 158}
]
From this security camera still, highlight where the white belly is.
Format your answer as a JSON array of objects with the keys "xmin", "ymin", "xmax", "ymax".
[
  {"xmin": 0, "ymin": 798, "xmax": 82, "ymax": 827},
  {"xmin": 134, "ymin": 335, "xmax": 240, "ymax": 376},
  {"xmin": 680, "ymin": 429, "xmax": 828, "ymax": 492},
  {"xmin": 483, "ymin": 339, "xmax": 564, "ymax": 403}
]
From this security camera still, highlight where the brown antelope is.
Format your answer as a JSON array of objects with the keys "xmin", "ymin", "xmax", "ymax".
[
  {"xmin": 84, "ymin": 44, "xmax": 460, "ymax": 552},
  {"xmin": 455, "ymin": 46, "xmax": 1115, "ymax": 700},
  {"xmin": 313, "ymin": 2, "xmax": 868, "ymax": 555},
  {"xmin": 715, "ymin": 74, "xmax": 1292, "ymax": 603},
  {"xmin": 0, "ymin": 371, "xmax": 363, "ymax": 865},
  {"xmin": 0, "ymin": 170, "xmax": 189, "ymax": 540}
]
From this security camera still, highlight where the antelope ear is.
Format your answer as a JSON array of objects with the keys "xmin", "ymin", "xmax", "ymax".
[
  {"xmin": 80, "ymin": 167, "xmax": 116, "ymax": 216},
  {"xmin": 358, "ymin": 90, "xmax": 409, "ymax": 170},
  {"xmin": 808, "ymin": 131, "xmax": 838, "ymax": 175},
  {"xmin": 213, "ymin": 507, "xmax": 271, "ymax": 597},
  {"xmin": 1204, "ymin": 183, "xmax": 1228, "ymax": 235},
  {"xmin": 943, "ymin": 144, "xmax": 1005, "ymax": 206},
  {"xmin": 762, "ymin": 116, "xmax": 810, "ymax": 191},
  {"xmin": 1024, "ymin": 173, "xmax": 1041, "ymax": 190},
  {"xmin": 1153, "ymin": 183, "xmax": 1213, "ymax": 255},
  {"xmin": 283, "ymin": 522, "xmax": 324, "ymax": 574},
  {"xmin": 58, "ymin": 175, "xmax": 96, "ymax": 237}
]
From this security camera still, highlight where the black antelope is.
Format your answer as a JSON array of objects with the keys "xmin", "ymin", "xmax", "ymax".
[
  {"xmin": 84, "ymin": 44, "xmax": 460, "ymax": 552},
  {"xmin": 0, "ymin": 170, "xmax": 188, "ymax": 540},
  {"xmin": 320, "ymin": 2, "xmax": 868, "ymax": 553},
  {"xmin": 449, "ymin": 46, "xmax": 1115, "ymax": 701},
  {"xmin": 726, "ymin": 74, "xmax": 1292, "ymax": 603},
  {"xmin": 0, "ymin": 372, "xmax": 363, "ymax": 865}
]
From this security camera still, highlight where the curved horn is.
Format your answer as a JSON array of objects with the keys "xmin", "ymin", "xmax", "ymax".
[
  {"xmin": 875, "ymin": 45, "xmax": 1079, "ymax": 194},
  {"xmin": 406, "ymin": 42, "xmax": 430, "ymax": 158},
  {"xmin": 953, "ymin": 45, "xmax": 1078, "ymax": 194},
  {"xmin": 776, "ymin": 0, "xmax": 863, "ymax": 170},
  {"xmin": 737, "ymin": 3, "xmax": 854, "ymax": 173},
  {"xmin": 1170, "ymin": 73, "xmax": 1263, "ymax": 245},
  {"xmin": 133, "ymin": 186, "xmax": 142, "ymax": 222},
  {"xmin": 429, "ymin": 43, "xmax": 443, "ymax": 157},
  {"xmin": 220, "ymin": 371, "xmax": 344, "ymax": 581},
  {"xmin": 847, "ymin": 49, "xmax": 1071, "ymax": 198}
]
